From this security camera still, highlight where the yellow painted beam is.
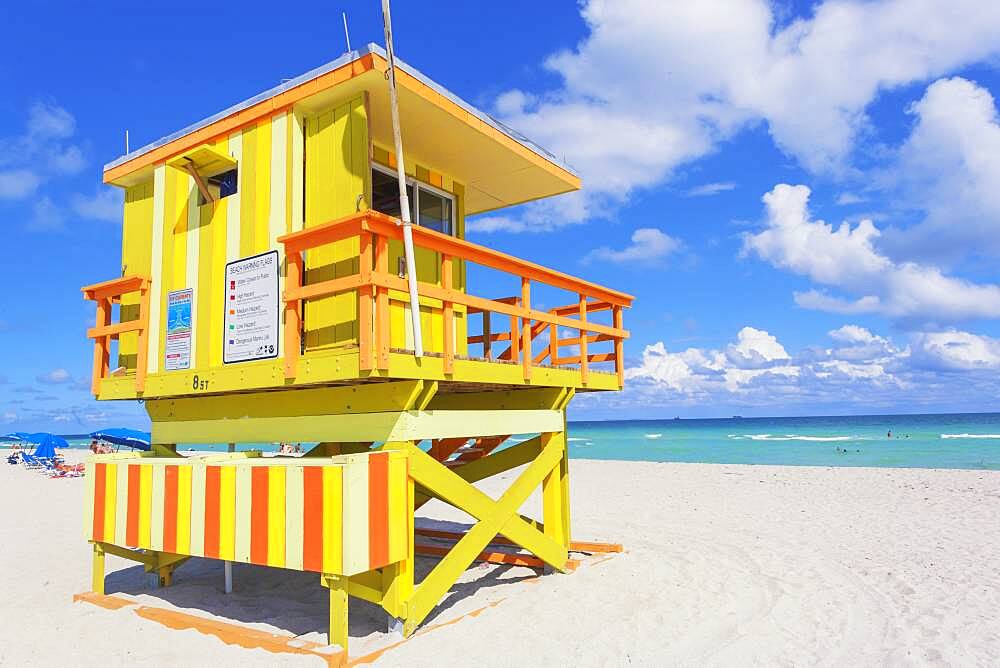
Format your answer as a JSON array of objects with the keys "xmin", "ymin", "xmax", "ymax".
[
  {"xmin": 150, "ymin": 409, "xmax": 562, "ymax": 444},
  {"xmin": 322, "ymin": 574, "xmax": 349, "ymax": 651}
]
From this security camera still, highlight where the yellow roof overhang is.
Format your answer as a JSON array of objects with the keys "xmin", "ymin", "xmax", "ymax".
[
  {"xmin": 103, "ymin": 46, "xmax": 579, "ymax": 214},
  {"xmin": 165, "ymin": 144, "xmax": 237, "ymax": 179}
]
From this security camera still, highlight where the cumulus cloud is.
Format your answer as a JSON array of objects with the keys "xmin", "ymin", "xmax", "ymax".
[
  {"xmin": 481, "ymin": 0, "xmax": 1000, "ymax": 231},
  {"xmin": 584, "ymin": 228, "xmax": 679, "ymax": 264},
  {"xmin": 881, "ymin": 77, "xmax": 1000, "ymax": 263},
  {"xmin": 742, "ymin": 183, "xmax": 1000, "ymax": 323},
  {"xmin": 620, "ymin": 324, "xmax": 1000, "ymax": 412},
  {"xmin": 72, "ymin": 187, "xmax": 123, "ymax": 222},
  {"xmin": 0, "ymin": 169, "xmax": 41, "ymax": 200}
]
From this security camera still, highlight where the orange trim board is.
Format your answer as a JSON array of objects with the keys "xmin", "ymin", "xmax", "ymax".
[{"xmin": 73, "ymin": 591, "xmax": 509, "ymax": 666}]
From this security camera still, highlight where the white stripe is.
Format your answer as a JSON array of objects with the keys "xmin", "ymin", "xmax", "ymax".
[
  {"xmin": 185, "ymin": 177, "xmax": 200, "ymax": 365},
  {"xmin": 226, "ymin": 131, "xmax": 242, "ymax": 262},
  {"xmin": 291, "ymin": 111, "xmax": 304, "ymax": 233},
  {"xmin": 342, "ymin": 458, "xmax": 369, "ymax": 575},
  {"xmin": 270, "ymin": 111, "xmax": 288, "ymax": 357},
  {"xmin": 284, "ymin": 464, "xmax": 303, "ymax": 571},
  {"xmin": 150, "ymin": 465, "xmax": 165, "ymax": 551},
  {"xmin": 147, "ymin": 165, "xmax": 166, "ymax": 374}
]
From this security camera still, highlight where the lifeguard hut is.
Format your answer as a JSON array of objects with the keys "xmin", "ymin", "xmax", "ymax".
[{"xmin": 82, "ymin": 43, "xmax": 632, "ymax": 652}]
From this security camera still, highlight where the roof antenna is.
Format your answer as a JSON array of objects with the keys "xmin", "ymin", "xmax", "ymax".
[
  {"xmin": 125, "ymin": 129, "xmax": 130, "ymax": 154},
  {"xmin": 342, "ymin": 12, "xmax": 352, "ymax": 53}
]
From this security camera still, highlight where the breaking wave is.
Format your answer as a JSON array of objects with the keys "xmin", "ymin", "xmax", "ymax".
[
  {"xmin": 729, "ymin": 434, "xmax": 854, "ymax": 442},
  {"xmin": 941, "ymin": 433, "xmax": 1000, "ymax": 439}
]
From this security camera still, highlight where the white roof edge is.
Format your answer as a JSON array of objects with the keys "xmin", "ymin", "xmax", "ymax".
[{"xmin": 104, "ymin": 43, "xmax": 576, "ymax": 178}]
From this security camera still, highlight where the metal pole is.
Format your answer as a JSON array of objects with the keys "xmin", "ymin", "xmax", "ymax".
[
  {"xmin": 381, "ymin": 0, "xmax": 424, "ymax": 358},
  {"xmin": 342, "ymin": 12, "xmax": 351, "ymax": 53}
]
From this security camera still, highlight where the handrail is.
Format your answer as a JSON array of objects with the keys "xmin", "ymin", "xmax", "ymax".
[
  {"xmin": 279, "ymin": 211, "xmax": 632, "ymax": 387},
  {"xmin": 82, "ymin": 275, "xmax": 151, "ymax": 395}
]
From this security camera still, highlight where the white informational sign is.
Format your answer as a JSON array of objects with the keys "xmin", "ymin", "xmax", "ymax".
[
  {"xmin": 223, "ymin": 250, "xmax": 280, "ymax": 364},
  {"xmin": 164, "ymin": 288, "xmax": 193, "ymax": 370}
]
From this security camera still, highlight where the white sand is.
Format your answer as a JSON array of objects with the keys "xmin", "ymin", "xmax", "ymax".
[{"xmin": 2, "ymin": 449, "xmax": 998, "ymax": 665}]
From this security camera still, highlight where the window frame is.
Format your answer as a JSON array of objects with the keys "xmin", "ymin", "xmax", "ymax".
[{"xmin": 371, "ymin": 162, "xmax": 455, "ymax": 236}]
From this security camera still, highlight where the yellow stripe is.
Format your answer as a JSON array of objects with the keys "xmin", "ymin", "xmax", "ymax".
[
  {"xmin": 342, "ymin": 458, "xmax": 369, "ymax": 574},
  {"xmin": 240, "ymin": 123, "xmax": 257, "ymax": 257},
  {"xmin": 290, "ymin": 111, "xmax": 304, "ymax": 233},
  {"xmin": 322, "ymin": 466, "xmax": 343, "ymax": 574},
  {"xmin": 150, "ymin": 464, "xmax": 165, "ymax": 551},
  {"xmin": 139, "ymin": 464, "xmax": 153, "ymax": 549},
  {"xmin": 226, "ymin": 130, "xmax": 242, "ymax": 261},
  {"xmin": 271, "ymin": 111, "xmax": 288, "ymax": 358},
  {"xmin": 255, "ymin": 116, "xmax": 271, "ymax": 254},
  {"xmin": 284, "ymin": 464, "xmax": 304, "ymax": 571},
  {"xmin": 176, "ymin": 465, "xmax": 192, "ymax": 554},
  {"xmin": 147, "ymin": 165, "xmax": 166, "ymax": 374},
  {"xmin": 386, "ymin": 455, "xmax": 406, "ymax": 562},
  {"xmin": 103, "ymin": 463, "xmax": 117, "ymax": 543},
  {"xmin": 234, "ymin": 464, "xmax": 252, "ymax": 563},
  {"xmin": 209, "ymin": 135, "xmax": 228, "ymax": 368},
  {"xmin": 115, "ymin": 463, "xmax": 129, "ymax": 544},
  {"xmin": 219, "ymin": 465, "xmax": 236, "ymax": 560},
  {"xmin": 267, "ymin": 465, "xmax": 285, "ymax": 568},
  {"xmin": 171, "ymin": 168, "xmax": 188, "ymax": 290},
  {"xmin": 189, "ymin": 464, "xmax": 206, "ymax": 557}
]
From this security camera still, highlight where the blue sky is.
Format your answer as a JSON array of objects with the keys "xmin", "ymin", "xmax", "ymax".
[{"xmin": 3, "ymin": 0, "xmax": 1000, "ymax": 430}]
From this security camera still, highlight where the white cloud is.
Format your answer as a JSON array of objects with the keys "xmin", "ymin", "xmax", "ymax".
[
  {"xmin": 836, "ymin": 192, "xmax": 865, "ymax": 206},
  {"xmin": 26, "ymin": 102, "xmax": 76, "ymax": 140},
  {"xmin": 911, "ymin": 330, "xmax": 1000, "ymax": 371},
  {"xmin": 686, "ymin": 182, "xmax": 736, "ymax": 197},
  {"xmin": 29, "ymin": 197, "xmax": 66, "ymax": 232},
  {"xmin": 0, "ymin": 169, "xmax": 41, "ymax": 200},
  {"xmin": 2, "ymin": 411, "xmax": 17, "ymax": 423},
  {"xmin": 743, "ymin": 183, "xmax": 1000, "ymax": 322},
  {"xmin": 485, "ymin": 0, "xmax": 1000, "ymax": 231},
  {"xmin": 618, "ymin": 324, "xmax": 1000, "ymax": 412},
  {"xmin": 881, "ymin": 77, "xmax": 1000, "ymax": 263},
  {"xmin": 72, "ymin": 188, "xmax": 123, "ymax": 222},
  {"xmin": 584, "ymin": 228, "xmax": 679, "ymax": 264},
  {"xmin": 37, "ymin": 368, "xmax": 72, "ymax": 384}
]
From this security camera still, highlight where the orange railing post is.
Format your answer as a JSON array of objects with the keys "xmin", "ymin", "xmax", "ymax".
[
  {"xmin": 358, "ymin": 231, "xmax": 374, "ymax": 371},
  {"xmin": 284, "ymin": 251, "xmax": 302, "ymax": 378},
  {"xmin": 612, "ymin": 305, "xmax": 624, "ymax": 389},
  {"xmin": 82, "ymin": 275, "xmax": 151, "ymax": 396},
  {"xmin": 578, "ymin": 294, "xmax": 589, "ymax": 385},
  {"xmin": 441, "ymin": 253, "xmax": 455, "ymax": 375},
  {"xmin": 483, "ymin": 310, "xmax": 492, "ymax": 361},
  {"xmin": 521, "ymin": 278, "xmax": 532, "ymax": 380},
  {"xmin": 375, "ymin": 232, "xmax": 390, "ymax": 370}
]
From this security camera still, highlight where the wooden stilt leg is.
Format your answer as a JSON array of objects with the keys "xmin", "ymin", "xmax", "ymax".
[
  {"xmin": 542, "ymin": 431, "xmax": 569, "ymax": 551},
  {"xmin": 381, "ymin": 462, "xmax": 415, "ymax": 632},
  {"xmin": 92, "ymin": 543, "xmax": 105, "ymax": 595},
  {"xmin": 323, "ymin": 574, "xmax": 349, "ymax": 652}
]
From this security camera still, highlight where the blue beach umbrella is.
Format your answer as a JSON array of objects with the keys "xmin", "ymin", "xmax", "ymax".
[
  {"xmin": 30, "ymin": 433, "xmax": 68, "ymax": 458},
  {"xmin": 90, "ymin": 428, "xmax": 151, "ymax": 451}
]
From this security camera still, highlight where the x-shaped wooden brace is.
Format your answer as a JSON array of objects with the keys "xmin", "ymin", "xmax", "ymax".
[{"xmin": 394, "ymin": 435, "xmax": 568, "ymax": 635}]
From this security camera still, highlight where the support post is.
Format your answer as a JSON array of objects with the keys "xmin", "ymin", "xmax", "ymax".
[
  {"xmin": 375, "ymin": 234, "xmax": 391, "ymax": 370},
  {"xmin": 359, "ymin": 231, "xmax": 374, "ymax": 371},
  {"xmin": 284, "ymin": 251, "xmax": 302, "ymax": 377},
  {"xmin": 483, "ymin": 310, "xmax": 492, "ymax": 360},
  {"xmin": 91, "ymin": 543, "xmax": 105, "ymax": 595},
  {"xmin": 542, "ymin": 430, "xmax": 570, "ymax": 550},
  {"xmin": 381, "ymin": 441, "xmax": 415, "ymax": 627},
  {"xmin": 441, "ymin": 254, "xmax": 454, "ymax": 375},
  {"xmin": 91, "ymin": 298, "xmax": 110, "ymax": 395},
  {"xmin": 224, "ymin": 561, "xmax": 233, "ymax": 593},
  {"xmin": 323, "ymin": 574, "xmax": 350, "ymax": 651},
  {"xmin": 613, "ymin": 304, "xmax": 624, "ymax": 389},
  {"xmin": 578, "ymin": 294, "xmax": 589, "ymax": 385},
  {"xmin": 521, "ymin": 278, "xmax": 532, "ymax": 380}
]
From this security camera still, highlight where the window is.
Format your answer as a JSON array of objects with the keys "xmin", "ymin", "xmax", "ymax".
[
  {"xmin": 199, "ymin": 168, "xmax": 238, "ymax": 206},
  {"xmin": 371, "ymin": 165, "xmax": 453, "ymax": 235}
]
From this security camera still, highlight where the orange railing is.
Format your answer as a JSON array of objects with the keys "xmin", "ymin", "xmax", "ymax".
[
  {"xmin": 82, "ymin": 275, "xmax": 151, "ymax": 395},
  {"xmin": 278, "ymin": 211, "xmax": 633, "ymax": 386}
]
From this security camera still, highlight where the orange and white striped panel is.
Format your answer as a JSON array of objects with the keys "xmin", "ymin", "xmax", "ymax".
[{"xmin": 85, "ymin": 451, "xmax": 408, "ymax": 576}]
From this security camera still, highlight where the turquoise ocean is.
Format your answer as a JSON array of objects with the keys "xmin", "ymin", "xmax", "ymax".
[{"xmin": 48, "ymin": 412, "xmax": 1000, "ymax": 470}]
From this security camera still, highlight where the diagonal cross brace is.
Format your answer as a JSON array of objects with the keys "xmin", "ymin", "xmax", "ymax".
[{"xmin": 399, "ymin": 438, "xmax": 567, "ymax": 634}]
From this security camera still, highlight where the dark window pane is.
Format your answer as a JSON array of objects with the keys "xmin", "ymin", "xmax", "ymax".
[
  {"xmin": 371, "ymin": 168, "xmax": 413, "ymax": 220},
  {"xmin": 418, "ymin": 187, "xmax": 451, "ymax": 234}
]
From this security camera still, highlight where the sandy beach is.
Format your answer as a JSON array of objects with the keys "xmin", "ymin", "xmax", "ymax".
[{"xmin": 2, "ymin": 449, "xmax": 999, "ymax": 665}]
